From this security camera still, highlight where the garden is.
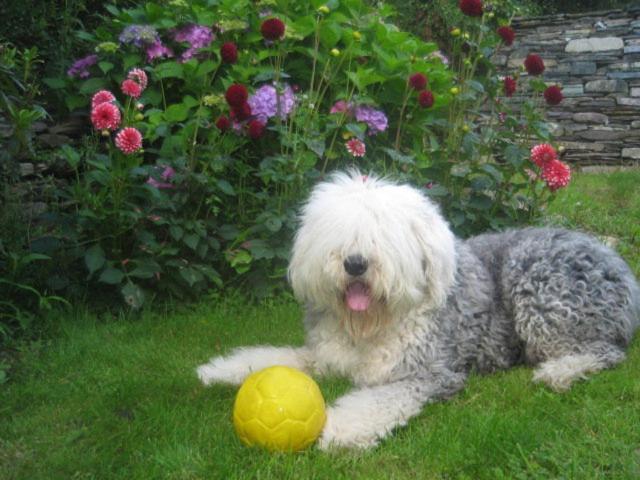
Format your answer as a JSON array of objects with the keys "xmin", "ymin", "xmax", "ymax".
[{"xmin": 1, "ymin": 0, "xmax": 639, "ymax": 478}]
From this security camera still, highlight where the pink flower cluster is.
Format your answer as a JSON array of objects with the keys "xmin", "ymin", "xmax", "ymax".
[
  {"xmin": 89, "ymin": 68, "xmax": 147, "ymax": 155},
  {"xmin": 530, "ymin": 144, "xmax": 570, "ymax": 191}
]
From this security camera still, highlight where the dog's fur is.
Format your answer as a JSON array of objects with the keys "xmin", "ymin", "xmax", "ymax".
[{"xmin": 197, "ymin": 172, "xmax": 640, "ymax": 449}]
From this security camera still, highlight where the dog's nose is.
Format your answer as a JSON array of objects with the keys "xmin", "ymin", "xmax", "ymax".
[{"xmin": 344, "ymin": 255, "xmax": 368, "ymax": 276}]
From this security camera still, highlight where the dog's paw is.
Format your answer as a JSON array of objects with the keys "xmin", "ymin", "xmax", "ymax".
[
  {"xmin": 196, "ymin": 357, "xmax": 245, "ymax": 386},
  {"xmin": 317, "ymin": 407, "xmax": 380, "ymax": 450}
]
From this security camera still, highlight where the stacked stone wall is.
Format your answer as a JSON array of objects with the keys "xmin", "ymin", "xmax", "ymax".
[{"xmin": 495, "ymin": 7, "xmax": 640, "ymax": 165}]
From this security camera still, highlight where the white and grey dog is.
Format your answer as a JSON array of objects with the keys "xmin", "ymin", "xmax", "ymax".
[{"xmin": 197, "ymin": 171, "xmax": 640, "ymax": 449}]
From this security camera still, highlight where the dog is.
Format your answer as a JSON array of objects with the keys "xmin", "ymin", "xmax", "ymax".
[{"xmin": 197, "ymin": 171, "xmax": 640, "ymax": 449}]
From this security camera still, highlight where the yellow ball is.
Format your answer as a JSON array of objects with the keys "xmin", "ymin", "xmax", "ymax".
[{"xmin": 233, "ymin": 366, "xmax": 326, "ymax": 451}]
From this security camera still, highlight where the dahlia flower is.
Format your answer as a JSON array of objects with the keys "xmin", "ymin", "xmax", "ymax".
[
  {"xmin": 524, "ymin": 54, "xmax": 545, "ymax": 76},
  {"xmin": 225, "ymin": 84, "xmax": 249, "ymax": 107},
  {"xmin": 91, "ymin": 102, "xmax": 121, "ymax": 131},
  {"xmin": 504, "ymin": 76, "xmax": 516, "ymax": 97},
  {"xmin": 216, "ymin": 115, "xmax": 231, "ymax": 132},
  {"xmin": 497, "ymin": 26, "xmax": 515, "ymax": 46},
  {"xmin": 541, "ymin": 159, "xmax": 571, "ymax": 191},
  {"xmin": 418, "ymin": 90, "xmax": 435, "ymax": 108},
  {"xmin": 127, "ymin": 68, "xmax": 148, "ymax": 90},
  {"xmin": 247, "ymin": 120, "xmax": 266, "ymax": 139},
  {"xmin": 459, "ymin": 0, "xmax": 483, "ymax": 17},
  {"xmin": 121, "ymin": 79, "xmax": 142, "ymax": 99},
  {"xmin": 530, "ymin": 143, "xmax": 557, "ymax": 168},
  {"xmin": 544, "ymin": 85, "xmax": 563, "ymax": 105},
  {"xmin": 346, "ymin": 138, "xmax": 366, "ymax": 157},
  {"xmin": 409, "ymin": 73, "xmax": 428, "ymax": 91},
  {"xmin": 91, "ymin": 90, "xmax": 116, "ymax": 109},
  {"xmin": 231, "ymin": 103, "xmax": 252, "ymax": 122},
  {"xmin": 115, "ymin": 127, "xmax": 143, "ymax": 155},
  {"xmin": 220, "ymin": 42, "xmax": 238, "ymax": 64},
  {"xmin": 261, "ymin": 18, "xmax": 286, "ymax": 41}
]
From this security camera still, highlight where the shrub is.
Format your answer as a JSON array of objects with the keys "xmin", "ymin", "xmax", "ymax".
[{"xmin": 34, "ymin": 0, "xmax": 564, "ymax": 307}]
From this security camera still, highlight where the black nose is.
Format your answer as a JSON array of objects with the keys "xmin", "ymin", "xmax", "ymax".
[{"xmin": 344, "ymin": 254, "xmax": 368, "ymax": 276}]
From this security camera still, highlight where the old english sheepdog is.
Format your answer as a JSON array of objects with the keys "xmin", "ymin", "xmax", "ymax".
[{"xmin": 197, "ymin": 172, "xmax": 640, "ymax": 449}]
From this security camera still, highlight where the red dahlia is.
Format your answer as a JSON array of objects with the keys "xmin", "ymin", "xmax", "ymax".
[
  {"xmin": 261, "ymin": 18, "xmax": 285, "ymax": 41},
  {"xmin": 459, "ymin": 0, "xmax": 483, "ymax": 17},
  {"xmin": 121, "ymin": 79, "xmax": 142, "ymax": 99},
  {"xmin": 504, "ymin": 76, "xmax": 516, "ymax": 97},
  {"xmin": 247, "ymin": 119, "xmax": 265, "ymax": 139},
  {"xmin": 541, "ymin": 159, "xmax": 571, "ymax": 191},
  {"xmin": 91, "ymin": 102, "xmax": 121, "ymax": 131},
  {"xmin": 544, "ymin": 85, "xmax": 563, "ymax": 105},
  {"xmin": 220, "ymin": 42, "xmax": 238, "ymax": 64},
  {"xmin": 91, "ymin": 90, "xmax": 116, "ymax": 109},
  {"xmin": 530, "ymin": 143, "xmax": 557, "ymax": 168},
  {"xmin": 231, "ymin": 103, "xmax": 252, "ymax": 122},
  {"xmin": 115, "ymin": 127, "xmax": 143, "ymax": 155},
  {"xmin": 225, "ymin": 84, "xmax": 249, "ymax": 107},
  {"xmin": 418, "ymin": 90, "xmax": 435, "ymax": 108},
  {"xmin": 215, "ymin": 115, "xmax": 231, "ymax": 132},
  {"xmin": 524, "ymin": 54, "xmax": 545, "ymax": 76},
  {"xmin": 497, "ymin": 26, "xmax": 515, "ymax": 46},
  {"xmin": 409, "ymin": 72, "xmax": 428, "ymax": 91}
]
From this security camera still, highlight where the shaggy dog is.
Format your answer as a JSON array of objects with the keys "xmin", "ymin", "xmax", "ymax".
[{"xmin": 197, "ymin": 172, "xmax": 640, "ymax": 449}]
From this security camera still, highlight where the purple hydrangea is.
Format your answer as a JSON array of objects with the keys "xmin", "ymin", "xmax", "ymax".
[
  {"xmin": 146, "ymin": 39, "xmax": 174, "ymax": 62},
  {"xmin": 248, "ymin": 84, "xmax": 296, "ymax": 123},
  {"xmin": 119, "ymin": 25, "xmax": 160, "ymax": 47},
  {"xmin": 146, "ymin": 166, "xmax": 176, "ymax": 189},
  {"xmin": 67, "ymin": 54, "xmax": 98, "ymax": 78},
  {"xmin": 173, "ymin": 24, "xmax": 214, "ymax": 61},
  {"xmin": 355, "ymin": 105, "xmax": 388, "ymax": 135}
]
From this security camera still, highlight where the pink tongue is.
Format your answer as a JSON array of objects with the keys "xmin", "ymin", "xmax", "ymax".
[{"xmin": 346, "ymin": 283, "xmax": 371, "ymax": 312}]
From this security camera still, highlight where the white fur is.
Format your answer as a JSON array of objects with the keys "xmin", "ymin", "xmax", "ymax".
[{"xmin": 532, "ymin": 353, "xmax": 611, "ymax": 391}]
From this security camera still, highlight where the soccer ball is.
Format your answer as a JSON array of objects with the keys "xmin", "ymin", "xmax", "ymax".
[{"xmin": 233, "ymin": 366, "xmax": 326, "ymax": 451}]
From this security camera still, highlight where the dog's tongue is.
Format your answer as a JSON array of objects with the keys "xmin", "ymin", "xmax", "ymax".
[{"xmin": 346, "ymin": 283, "xmax": 371, "ymax": 312}]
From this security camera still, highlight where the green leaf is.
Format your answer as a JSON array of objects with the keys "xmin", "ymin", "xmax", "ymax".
[
  {"xmin": 164, "ymin": 104, "xmax": 190, "ymax": 122},
  {"xmin": 129, "ymin": 259, "xmax": 161, "ymax": 279},
  {"xmin": 303, "ymin": 138, "xmax": 325, "ymax": 158},
  {"xmin": 216, "ymin": 180, "xmax": 236, "ymax": 196},
  {"xmin": 183, "ymin": 234, "xmax": 199, "ymax": 250},
  {"xmin": 264, "ymin": 217, "xmax": 282, "ymax": 233},
  {"xmin": 319, "ymin": 21, "xmax": 342, "ymax": 48},
  {"xmin": 98, "ymin": 61, "xmax": 114, "ymax": 74},
  {"xmin": 43, "ymin": 78, "xmax": 66, "ymax": 89},
  {"xmin": 84, "ymin": 245, "xmax": 106, "ymax": 275},
  {"xmin": 382, "ymin": 148, "xmax": 415, "ymax": 165},
  {"xmin": 99, "ymin": 267, "xmax": 124, "ymax": 285},
  {"xmin": 179, "ymin": 267, "xmax": 204, "ymax": 286},
  {"xmin": 154, "ymin": 62, "xmax": 184, "ymax": 79},
  {"xmin": 121, "ymin": 282, "xmax": 144, "ymax": 309},
  {"xmin": 79, "ymin": 78, "xmax": 108, "ymax": 95},
  {"xmin": 169, "ymin": 225, "xmax": 184, "ymax": 241}
]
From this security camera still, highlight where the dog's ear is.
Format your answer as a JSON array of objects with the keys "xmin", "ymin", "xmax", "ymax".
[{"xmin": 410, "ymin": 198, "xmax": 457, "ymax": 308}]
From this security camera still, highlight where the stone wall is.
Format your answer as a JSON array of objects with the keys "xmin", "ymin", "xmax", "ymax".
[{"xmin": 495, "ymin": 7, "xmax": 640, "ymax": 165}]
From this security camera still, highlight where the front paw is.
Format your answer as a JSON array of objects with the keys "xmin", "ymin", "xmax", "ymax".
[
  {"xmin": 317, "ymin": 407, "xmax": 380, "ymax": 450},
  {"xmin": 196, "ymin": 357, "xmax": 245, "ymax": 386}
]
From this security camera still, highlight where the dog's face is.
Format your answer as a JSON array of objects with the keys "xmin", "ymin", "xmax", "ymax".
[{"xmin": 288, "ymin": 172, "xmax": 456, "ymax": 338}]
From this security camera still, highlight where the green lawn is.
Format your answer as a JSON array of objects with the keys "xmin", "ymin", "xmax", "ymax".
[{"xmin": 1, "ymin": 170, "xmax": 639, "ymax": 480}]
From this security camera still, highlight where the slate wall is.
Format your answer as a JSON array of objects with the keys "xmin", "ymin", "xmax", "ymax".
[{"xmin": 494, "ymin": 7, "xmax": 640, "ymax": 165}]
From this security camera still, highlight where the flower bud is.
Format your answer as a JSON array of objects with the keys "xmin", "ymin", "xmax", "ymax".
[
  {"xmin": 101, "ymin": 129, "xmax": 110, "ymax": 137},
  {"xmin": 462, "ymin": 124, "xmax": 470, "ymax": 133},
  {"xmin": 136, "ymin": 102, "xmax": 144, "ymax": 110},
  {"xmin": 450, "ymin": 87, "xmax": 460, "ymax": 95},
  {"xmin": 318, "ymin": 5, "xmax": 330, "ymax": 14},
  {"xmin": 451, "ymin": 28, "xmax": 461, "ymax": 37},
  {"xmin": 330, "ymin": 48, "xmax": 340, "ymax": 57},
  {"xmin": 558, "ymin": 145, "xmax": 566, "ymax": 153},
  {"xmin": 463, "ymin": 32, "xmax": 470, "ymax": 40},
  {"xmin": 487, "ymin": 12, "xmax": 495, "ymax": 18},
  {"xmin": 135, "ymin": 113, "xmax": 144, "ymax": 121},
  {"xmin": 352, "ymin": 31, "xmax": 361, "ymax": 41}
]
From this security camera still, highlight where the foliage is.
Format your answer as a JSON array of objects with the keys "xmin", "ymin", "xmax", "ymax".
[{"xmin": 9, "ymin": 0, "xmax": 563, "ymax": 309}]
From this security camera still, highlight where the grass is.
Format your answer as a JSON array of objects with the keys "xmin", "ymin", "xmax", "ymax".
[{"xmin": 1, "ymin": 170, "xmax": 640, "ymax": 480}]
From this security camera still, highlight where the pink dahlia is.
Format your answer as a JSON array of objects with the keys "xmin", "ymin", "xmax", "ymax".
[
  {"xmin": 542, "ymin": 159, "xmax": 571, "ymax": 191},
  {"xmin": 418, "ymin": 90, "xmax": 435, "ymax": 108},
  {"xmin": 127, "ymin": 68, "xmax": 148, "ymax": 90},
  {"xmin": 497, "ymin": 26, "xmax": 515, "ymax": 46},
  {"xmin": 345, "ymin": 138, "xmax": 366, "ymax": 157},
  {"xmin": 409, "ymin": 72, "xmax": 428, "ymax": 91},
  {"xmin": 115, "ymin": 127, "xmax": 143, "ymax": 155},
  {"xmin": 544, "ymin": 85, "xmax": 563, "ymax": 105},
  {"xmin": 91, "ymin": 102, "xmax": 121, "ymax": 131},
  {"xmin": 261, "ymin": 18, "xmax": 285, "ymax": 41},
  {"xmin": 121, "ymin": 79, "xmax": 142, "ymax": 98},
  {"xmin": 91, "ymin": 90, "xmax": 116, "ymax": 109},
  {"xmin": 459, "ymin": 0, "xmax": 483, "ymax": 17},
  {"xmin": 524, "ymin": 54, "xmax": 545, "ymax": 76},
  {"xmin": 530, "ymin": 143, "xmax": 557, "ymax": 168},
  {"xmin": 220, "ymin": 42, "xmax": 238, "ymax": 64},
  {"xmin": 504, "ymin": 76, "xmax": 516, "ymax": 97}
]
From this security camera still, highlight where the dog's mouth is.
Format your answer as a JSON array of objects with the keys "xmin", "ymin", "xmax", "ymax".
[{"xmin": 344, "ymin": 281, "xmax": 372, "ymax": 312}]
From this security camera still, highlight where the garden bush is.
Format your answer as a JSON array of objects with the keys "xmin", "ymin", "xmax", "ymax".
[{"xmin": 3, "ymin": 0, "xmax": 567, "ymax": 316}]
